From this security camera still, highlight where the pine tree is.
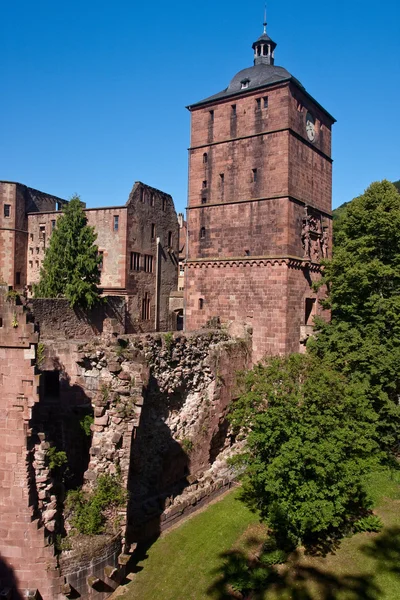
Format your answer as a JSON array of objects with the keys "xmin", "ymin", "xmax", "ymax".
[{"xmin": 34, "ymin": 196, "xmax": 101, "ymax": 308}]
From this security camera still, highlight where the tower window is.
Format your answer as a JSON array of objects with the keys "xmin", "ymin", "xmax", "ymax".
[
  {"xmin": 263, "ymin": 97, "xmax": 268, "ymax": 109},
  {"xmin": 256, "ymin": 98, "xmax": 261, "ymax": 111},
  {"xmin": 51, "ymin": 220, "xmax": 56, "ymax": 230},
  {"xmin": 203, "ymin": 152, "xmax": 208, "ymax": 164},
  {"xmin": 231, "ymin": 104, "xmax": 236, "ymax": 117},
  {"xmin": 16, "ymin": 272, "xmax": 21, "ymax": 285},
  {"xmin": 199, "ymin": 298, "xmax": 204, "ymax": 310},
  {"xmin": 263, "ymin": 45, "xmax": 268, "ymax": 56},
  {"xmin": 150, "ymin": 193, "xmax": 155, "ymax": 206},
  {"xmin": 202, "ymin": 180, "xmax": 207, "ymax": 188},
  {"xmin": 140, "ymin": 188, "xmax": 144, "ymax": 202},
  {"xmin": 130, "ymin": 252, "xmax": 140, "ymax": 271},
  {"xmin": 220, "ymin": 173, "xmax": 224, "ymax": 184},
  {"xmin": 200, "ymin": 227, "xmax": 206, "ymax": 239},
  {"xmin": 168, "ymin": 231, "xmax": 173, "ymax": 247},
  {"xmin": 151, "ymin": 223, "xmax": 155, "ymax": 239},
  {"xmin": 98, "ymin": 251, "xmax": 104, "ymax": 271},
  {"xmin": 162, "ymin": 198, "xmax": 166, "ymax": 211},
  {"xmin": 113, "ymin": 215, "xmax": 119, "ymax": 231},
  {"xmin": 201, "ymin": 197, "xmax": 207, "ymax": 205},
  {"xmin": 305, "ymin": 298, "xmax": 316, "ymax": 325},
  {"xmin": 4, "ymin": 204, "xmax": 11, "ymax": 218},
  {"xmin": 252, "ymin": 168, "xmax": 258, "ymax": 183},
  {"xmin": 209, "ymin": 110, "xmax": 214, "ymax": 123}
]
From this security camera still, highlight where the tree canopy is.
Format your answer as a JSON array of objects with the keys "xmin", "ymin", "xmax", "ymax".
[
  {"xmin": 310, "ymin": 180, "xmax": 400, "ymax": 455},
  {"xmin": 34, "ymin": 196, "xmax": 101, "ymax": 308},
  {"xmin": 229, "ymin": 354, "xmax": 379, "ymax": 546}
]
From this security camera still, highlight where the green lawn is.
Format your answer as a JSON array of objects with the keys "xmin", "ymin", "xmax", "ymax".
[{"xmin": 121, "ymin": 469, "xmax": 400, "ymax": 600}]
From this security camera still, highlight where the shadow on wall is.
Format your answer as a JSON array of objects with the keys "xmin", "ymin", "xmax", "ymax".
[
  {"xmin": 0, "ymin": 555, "xmax": 24, "ymax": 600},
  {"xmin": 125, "ymin": 372, "xmax": 190, "ymax": 565}
]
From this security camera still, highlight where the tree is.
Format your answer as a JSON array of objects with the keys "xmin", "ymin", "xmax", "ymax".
[
  {"xmin": 229, "ymin": 354, "xmax": 379, "ymax": 547},
  {"xmin": 310, "ymin": 180, "xmax": 400, "ymax": 455},
  {"xmin": 34, "ymin": 196, "xmax": 101, "ymax": 308}
]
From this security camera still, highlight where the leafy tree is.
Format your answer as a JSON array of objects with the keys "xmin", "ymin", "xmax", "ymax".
[
  {"xmin": 229, "ymin": 354, "xmax": 379, "ymax": 547},
  {"xmin": 310, "ymin": 180, "xmax": 400, "ymax": 455},
  {"xmin": 34, "ymin": 196, "xmax": 101, "ymax": 308}
]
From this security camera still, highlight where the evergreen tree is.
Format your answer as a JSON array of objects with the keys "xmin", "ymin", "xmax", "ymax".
[
  {"xmin": 310, "ymin": 180, "xmax": 400, "ymax": 455},
  {"xmin": 229, "ymin": 354, "xmax": 379, "ymax": 547},
  {"xmin": 34, "ymin": 196, "xmax": 101, "ymax": 308}
]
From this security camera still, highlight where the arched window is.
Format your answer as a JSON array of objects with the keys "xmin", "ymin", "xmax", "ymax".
[
  {"xmin": 203, "ymin": 152, "xmax": 208, "ymax": 164},
  {"xmin": 200, "ymin": 227, "xmax": 206, "ymax": 239}
]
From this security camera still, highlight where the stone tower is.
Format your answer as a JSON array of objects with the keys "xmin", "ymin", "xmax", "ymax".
[{"xmin": 184, "ymin": 21, "xmax": 335, "ymax": 362}]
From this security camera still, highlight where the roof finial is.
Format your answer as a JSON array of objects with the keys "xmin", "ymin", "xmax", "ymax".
[{"xmin": 263, "ymin": 4, "xmax": 267, "ymax": 34}]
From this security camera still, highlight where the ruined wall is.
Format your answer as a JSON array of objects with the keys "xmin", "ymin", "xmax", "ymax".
[
  {"xmin": 30, "ymin": 297, "xmax": 126, "ymax": 340},
  {"xmin": 0, "ymin": 288, "xmax": 62, "ymax": 599}
]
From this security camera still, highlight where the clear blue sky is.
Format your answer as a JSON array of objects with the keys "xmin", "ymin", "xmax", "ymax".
[{"xmin": 1, "ymin": 0, "xmax": 399, "ymax": 213}]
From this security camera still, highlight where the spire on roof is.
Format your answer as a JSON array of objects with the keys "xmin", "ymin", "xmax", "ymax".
[
  {"xmin": 252, "ymin": 8, "xmax": 277, "ymax": 66},
  {"xmin": 263, "ymin": 5, "xmax": 267, "ymax": 35}
]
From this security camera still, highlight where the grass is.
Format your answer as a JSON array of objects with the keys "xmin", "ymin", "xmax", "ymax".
[{"xmin": 121, "ymin": 468, "xmax": 400, "ymax": 600}]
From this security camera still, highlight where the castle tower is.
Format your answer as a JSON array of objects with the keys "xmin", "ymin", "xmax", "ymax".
[{"xmin": 184, "ymin": 21, "xmax": 335, "ymax": 362}]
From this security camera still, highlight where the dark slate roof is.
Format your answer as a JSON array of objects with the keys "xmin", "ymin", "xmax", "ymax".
[
  {"xmin": 188, "ymin": 63, "xmax": 303, "ymax": 109},
  {"xmin": 252, "ymin": 32, "xmax": 276, "ymax": 46}
]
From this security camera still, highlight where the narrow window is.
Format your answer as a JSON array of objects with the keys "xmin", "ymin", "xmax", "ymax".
[
  {"xmin": 305, "ymin": 298, "xmax": 316, "ymax": 325},
  {"xmin": 113, "ymin": 215, "xmax": 119, "ymax": 231},
  {"xmin": 51, "ymin": 220, "xmax": 56, "ymax": 230},
  {"xmin": 140, "ymin": 188, "xmax": 144, "ymax": 202},
  {"xmin": 202, "ymin": 180, "xmax": 207, "ymax": 188},
  {"xmin": 39, "ymin": 225, "xmax": 46, "ymax": 239},
  {"xmin": 4, "ymin": 204, "xmax": 11, "ymax": 218},
  {"xmin": 142, "ymin": 293, "xmax": 151, "ymax": 320},
  {"xmin": 162, "ymin": 198, "xmax": 166, "ymax": 211},
  {"xmin": 16, "ymin": 272, "xmax": 21, "ymax": 285},
  {"xmin": 150, "ymin": 193, "xmax": 155, "ymax": 206},
  {"xmin": 36, "ymin": 247, "xmax": 40, "ymax": 254},
  {"xmin": 220, "ymin": 173, "xmax": 224, "ymax": 187},
  {"xmin": 30, "ymin": 247, "xmax": 33, "ymax": 255},
  {"xmin": 200, "ymin": 227, "xmax": 206, "ymax": 239},
  {"xmin": 151, "ymin": 223, "xmax": 155, "ymax": 239},
  {"xmin": 263, "ymin": 45, "xmax": 268, "ymax": 56},
  {"xmin": 98, "ymin": 251, "xmax": 104, "ymax": 271},
  {"xmin": 35, "ymin": 260, "xmax": 39, "ymax": 268},
  {"xmin": 168, "ymin": 231, "xmax": 173, "ymax": 247},
  {"xmin": 263, "ymin": 96, "xmax": 268, "ymax": 109},
  {"xmin": 199, "ymin": 298, "xmax": 204, "ymax": 310},
  {"xmin": 245, "ymin": 249, "xmax": 250, "ymax": 256},
  {"xmin": 209, "ymin": 110, "xmax": 214, "ymax": 123},
  {"xmin": 252, "ymin": 168, "xmax": 258, "ymax": 183},
  {"xmin": 203, "ymin": 153, "xmax": 208, "ymax": 164},
  {"xmin": 30, "ymin": 233, "xmax": 33, "ymax": 241},
  {"xmin": 201, "ymin": 197, "xmax": 207, "ymax": 205},
  {"xmin": 143, "ymin": 255, "xmax": 153, "ymax": 273},
  {"xmin": 130, "ymin": 252, "xmax": 140, "ymax": 271},
  {"xmin": 231, "ymin": 104, "xmax": 236, "ymax": 117},
  {"xmin": 29, "ymin": 261, "xmax": 33, "ymax": 268},
  {"xmin": 0, "ymin": 318, "xmax": 3, "ymax": 328},
  {"xmin": 256, "ymin": 98, "xmax": 261, "ymax": 110}
]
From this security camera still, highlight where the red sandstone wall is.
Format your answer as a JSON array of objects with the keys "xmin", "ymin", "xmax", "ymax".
[
  {"xmin": 0, "ymin": 183, "xmax": 17, "ymax": 287},
  {"xmin": 0, "ymin": 290, "xmax": 61, "ymax": 598}
]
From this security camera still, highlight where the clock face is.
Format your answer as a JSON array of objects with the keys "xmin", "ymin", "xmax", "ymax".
[{"xmin": 306, "ymin": 112, "xmax": 316, "ymax": 142}]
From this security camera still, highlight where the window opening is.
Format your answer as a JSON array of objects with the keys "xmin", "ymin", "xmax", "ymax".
[
  {"xmin": 220, "ymin": 173, "xmax": 224, "ymax": 184},
  {"xmin": 130, "ymin": 252, "xmax": 140, "ymax": 271},
  {"xmin": 200, "ymin": 227, "xmax": 206, "ymax": 239},
  {"xmin": 143, "ymin": 254, "xmax": 153, "ymax": 273},
  {"xmin": 113, "ymin": 215, "xmax": 119, "ymax": 231},
  {"xmin": 202, "ymin": 180, "xmax": 207, "ymax": 188},
  {"xmin": 0, "ymin": 318, "xmax": 3, "ymax": 328},
  {"xmin": 305, "ymin": 298, "xmax": 316, "ymax": 326},
  {"xmin": 16, "ymin": 272, "xmax": 21, "ymax": 285},
  {"xmin": 231, "ymin": 104, "xmax": 236, "ymax": 117},
  {"xmin": 263, "ymin": 96, "xmax": 268, "ymax": 109},
  {"xmin": 4, "ymin": 204, "xmax": 11, "ymax": 218},
  {"xmin": 39, "ymin": 225, "xmax": 46, "ymax": 239},
  {"xmin": 140, "ymin": 188, "xmax": 144, "ymax": 203},
  {"xmin": 256, "ymin": 98, "xmax": 261, "ymax": 110},
  {"xmin": 150, "ymin": 193, "xmax": 155, "ymax": 206},
  {"xmin": 199, "ymin": 298, "xmax": 204, "ymax": 310},
  {"xmin": 252, "ymin": 168, "xmax": 258, "ymax": 183},
  {"xmin": 209, "ymin": 110, "xmax": 214, "ymax": 122},
  {"xmin": 203, "ymin": 153, "xmax": 208, "ymax": 164},
  {"xmin": 51, "ymin": 220, "xmax": 56, "ymax": 230},
  {"xmin": 201, "ymin": 197, "xmax": 207, "ymax": 205},
  {"xmin": 151, "ymin": 223, "xmax": 155, "ymax": 239},
  {"xmin": 241, "ymin": 79, "xmax": 250, "ymax": 89},
  {"xmin": 98, "ymin": 251, "xmax": 104, "ymax": 271},
  {"xmin": 142, "ymin": 293, "xmax": 151, "ymax": 320},
  {"xmin": 168, "ymin": 231, "xmax": 173, "ymax": 247},
  {"xmin": 162, "ymin": 198, "xmax": 166, "ymax": 211}
]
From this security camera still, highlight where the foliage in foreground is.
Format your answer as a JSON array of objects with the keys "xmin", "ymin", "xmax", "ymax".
[
  {"xmin": 33, "ymin": 196, "xmax": 101, "ymax": 308},
  {"xmin": 229, "ymin": 353, "xmax": 379, "ymax": 547},
  {"xmin": 65, "ymin": 474, "xmax": 126, "ymax": 535},
  {"xmin": 310, "ymin": 180, "xmax": 400, "ymax": 456}
]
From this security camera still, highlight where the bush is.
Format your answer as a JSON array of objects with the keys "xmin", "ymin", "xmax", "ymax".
[
  {"xmin": 66, "ymin": 475, "xmax": 127, "ymax": 535},
  {"xmin": 46, "ymin": 447, "xmax": 67, "ymax": 471},
  {"xmin": 353, "ymin": 514, "xmax": 383, "ymax": 533},
  {"xmin": 79, "ymin": 414, "xmax": 94, "ymax": 437}
]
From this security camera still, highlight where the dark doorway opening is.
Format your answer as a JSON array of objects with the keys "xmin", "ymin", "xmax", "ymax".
[{"xmin": 43, "ymin": 370, "xmax": 60, "ymax": 397}]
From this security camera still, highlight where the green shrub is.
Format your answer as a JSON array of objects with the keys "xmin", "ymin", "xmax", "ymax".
[
  {"xmin": 36, "ymin": 342, "xmax": 45, "ymax": 369},
  {"xmin": 164, "ymin": 332, "xmax": 174, "ymax": 353},
  {"xmin": 67, "ymin": 474, "xmax": 127, "ymax": 535},
  {"xmin": 353, "ymin": 514, "xmax": 383, "ymax": 533},
  {"xmin": 46, "ymin": 447, "xmax": 67, "ymax": 471},
  {"xmin": 79, "ymin": 414, "xmax": 94, "ymax": 437},
  {"xmin": 181, "ymin": 438, "xmax": 194, "ymax": 454}
]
